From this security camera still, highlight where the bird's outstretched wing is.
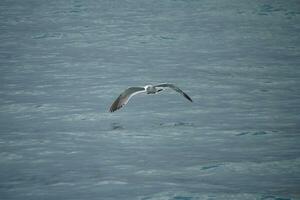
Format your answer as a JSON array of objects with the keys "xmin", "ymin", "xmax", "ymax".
[
  {"xmin": 154, "ymin": 83, "xmax": 193, "ymax": 102},
  {"xmin": 109, "ymin": 87, "xmax": 146, "ymax": 112}
]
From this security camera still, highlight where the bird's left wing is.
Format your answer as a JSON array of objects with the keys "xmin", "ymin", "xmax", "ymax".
[
  {"xmin": 109, "ymin": 87, "xmax": 146, "ymax": 112},
  {"xmin": 154, "ymin": 83, "xmax": 193, "ymax": 102}
]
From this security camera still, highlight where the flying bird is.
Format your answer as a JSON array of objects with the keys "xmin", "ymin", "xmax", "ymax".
[{"xmin": 109, "ymin": 83, "xmax": 193, "ymax": 112}]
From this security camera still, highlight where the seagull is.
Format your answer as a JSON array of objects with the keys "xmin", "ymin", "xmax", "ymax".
[{"xmin": 109, "ymin": 83, "xmax": 193, "ymax": 112}]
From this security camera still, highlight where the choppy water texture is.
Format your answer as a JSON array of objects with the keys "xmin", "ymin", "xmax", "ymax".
[{"xmin": 1, "ymin": 0, "xmax": 300, "ymax": 199}]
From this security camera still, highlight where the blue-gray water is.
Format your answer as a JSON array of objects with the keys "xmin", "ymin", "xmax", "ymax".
[{"xmin": 1, "ymin": 0, "xmax": 300, "ymax": 199}]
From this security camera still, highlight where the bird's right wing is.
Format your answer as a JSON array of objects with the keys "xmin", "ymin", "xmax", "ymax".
[
  {"xmin": 155, "ymin": 83, "xmax": 193, "ymax": 102},
  {"xmin": 109, "ymin": 87, "xmax": 146, "ymax": 112}
]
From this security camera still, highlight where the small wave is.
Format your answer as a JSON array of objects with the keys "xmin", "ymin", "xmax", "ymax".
[
  {"xmin": 50, "ymin": 182, "xmax": 75, "ymax": 186},
  {"xmin": 111, "ymin": 122, "xmax": 124, "ymax": 130},
  {"xmin": 236, "ymin": 130, "xmax": 269, "ymax": 136},
  {"xmin": 95, "ymin": 180, "xmax": 127, "ymax": 186},
  {"xmin": 201, "ymin": 164, "xmax": 221, "ymax": 170},
  {"xmin": 32, "ymin": 32, "xmax": 62, "ymax": 40},
  {"xmin": 139, "ymin": 192, "xmax": 272, "ymax": 200},
  {"xmin": 159, "ymin": 122, "xmax": 194, "ymax": 127}
]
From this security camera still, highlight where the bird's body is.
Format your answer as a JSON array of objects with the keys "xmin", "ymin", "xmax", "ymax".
[
  {"xmin": 109, "ymin": 83, "xmax": 193, "ymax": 112},
  {"xmin": 145, "ymin": 85, "xmax": 160, "ymax": 94}
]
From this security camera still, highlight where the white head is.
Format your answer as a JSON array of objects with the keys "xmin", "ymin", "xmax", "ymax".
[{"xmin": 144, "ymin": 84, "xmax": 153, "ymax": 92}]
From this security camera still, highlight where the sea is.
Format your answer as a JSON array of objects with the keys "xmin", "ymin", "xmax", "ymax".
[{"xmin": 0, "ymin": 0, "xmax": 300, "ymax": 199}]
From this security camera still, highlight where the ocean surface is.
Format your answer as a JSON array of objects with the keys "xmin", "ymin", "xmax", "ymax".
[{"xmin": 1, "ymin": 0, "xmax": 300, "ymax": 199}]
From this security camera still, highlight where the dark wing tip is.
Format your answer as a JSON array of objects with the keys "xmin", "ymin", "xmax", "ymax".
[
  {"xmin": 183, "ymin": 92, "xmax": 193, "ymax": 102},
  {"xmin": 109, "ymin": 103, "xmax": 123, "ymax": 112},
  {"xmin": 109, "ymin": 95, "xmax": 123, "ymax": 113},
  {"xmin": 110, "ymin": 103, "xmax": 125, "ymax": 112},
  {"xmin": 109, "ymin": 106, "xmax": 115, "ymax": 112}
]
